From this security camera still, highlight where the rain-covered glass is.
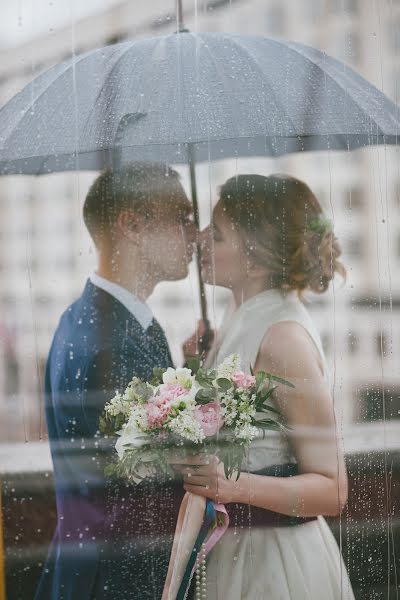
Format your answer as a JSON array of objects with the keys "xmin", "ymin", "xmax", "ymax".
[{"xmin": 0, "ymin": 1, "xmax": 399, "ymax": 599}]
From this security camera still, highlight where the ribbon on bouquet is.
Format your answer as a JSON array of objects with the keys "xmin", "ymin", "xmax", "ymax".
[
  {"xmin": 162, "ymin": 492, "xmax": 229, "ymax": 600},
  {"xmin": 161, "ymin": 463, "xmax": 319, "ymax": 600}
]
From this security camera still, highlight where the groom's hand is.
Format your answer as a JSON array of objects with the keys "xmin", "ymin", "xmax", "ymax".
[{"xmin": 171, "ymin": 454, "xmax": 238, "ymax": 504}]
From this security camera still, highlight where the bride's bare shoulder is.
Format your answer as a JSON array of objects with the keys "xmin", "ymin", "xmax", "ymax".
[{"xmin": 256, "ymin": 320, "xmax": 324, "ymax": 377}]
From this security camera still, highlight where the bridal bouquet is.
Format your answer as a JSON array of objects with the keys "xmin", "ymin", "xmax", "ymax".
[
  {"xmin": 99, "ymin": 353, "xmax": 293, "ymax": 483},
  {"xmin": 99, "ymin": 354, "xmax": 294, "ymax": 600}
]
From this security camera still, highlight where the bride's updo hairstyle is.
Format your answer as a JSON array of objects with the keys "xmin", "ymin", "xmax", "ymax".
[{"xmin": 219, "ymin": 174, "xmax": 345, "ymax": 295}]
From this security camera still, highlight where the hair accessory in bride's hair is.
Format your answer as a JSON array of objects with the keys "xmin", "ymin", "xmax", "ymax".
[{"xmin": 307, "ymin": 216, "xmax": 332, "ymax": 236}]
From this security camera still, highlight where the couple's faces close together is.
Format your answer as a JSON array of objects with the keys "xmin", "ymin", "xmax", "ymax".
[
  {"xmin": 117, "ymin": 186, "xmax": 259, "ymax": 290},
  {"xmin": 138, "ymin": 194, "xmax": 255, "ymax": 290}
]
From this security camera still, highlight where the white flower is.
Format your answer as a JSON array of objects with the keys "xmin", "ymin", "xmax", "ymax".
[
  {"xmin": 170, "ymin": 394, "xmax": 196, "ymax": 410},
  {"xmin": 128, "ymin": 406, "xmax": 149, "ymax": 432},
  {"xmin": 217, "ymin": 354, "xmax": 240, "ymax": 379},
  {"xmin": 235, "ymin": 423, "xmax": 259, "ymax": 443},
  {"xmin": 162, "ymin": 367, "xmax": 195, "ymax": 389},
  {"xmin": 115, "ymin": 414, "xmax": 149, "ymax": 459},
  {"xmin": 104, "ymin": 392, "xmax": 131, "ymax": 417},
  {"xmin": 123, "ymin": 385, "xmax": 139, "ymax": 402},
  {"xmin": 167, "ymin": 412, "xmax": 205, "ymax": 443}
]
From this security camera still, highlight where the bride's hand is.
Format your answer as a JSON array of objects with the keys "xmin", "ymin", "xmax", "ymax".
[
  {"xmin": 172, "ymin": 454, "xmax": 238, "ymax": 504},
  {"xmin": 182, "ymin": 320, "xmax": 215, "ymax": 359}
]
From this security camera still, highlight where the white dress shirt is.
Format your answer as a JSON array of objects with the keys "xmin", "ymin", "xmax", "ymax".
[{"xmin": 89, "ymin": 272, "xmax": 153, "ymax": 331}]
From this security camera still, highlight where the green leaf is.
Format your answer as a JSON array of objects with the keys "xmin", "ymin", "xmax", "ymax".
[
  {"xmin": 150, "ymin": 367, "xmax": 164, "ymax": 385},
  {"xmin": 256, "ymin": 372, "xmax": 268, "ymax": 394},
  {"xmin": 260, "ymin": 402, "xmax": 281, "ymax": 416},
  {"xmin": 267, "ymin": 373, "xmax": 295, "ymax": 388},
  {"xmin": 186, "ymin": 356, "xmax": 201, "ymax": 374},
  {"xmin": 195, "ymin": 369, "xmax": 213, "ymax": 388},
  {"xmin": 216, "ymin": 378, "xmax": 233, "ymax": 391},
  {"xmin": 195, "ymin": 387, "xmax": 217, "ymax": 404},
  {"xmin": 256, "ymin": 420, "xmax": 281, "ymax": 430}
]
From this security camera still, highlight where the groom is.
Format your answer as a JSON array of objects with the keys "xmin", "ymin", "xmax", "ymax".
[{"xmin": 35, "ymin": 163, "xmax": 196, "ymax": 600}]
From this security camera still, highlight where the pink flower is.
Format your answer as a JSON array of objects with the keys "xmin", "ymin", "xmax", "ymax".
[
  {"xmin": 231, "ymin": 371, "xmax": 256, "ymax": 389},
  {"xmin": 146, "ymin": 397, "xmax": 172, "ymax": 429},
  {"xmin": 145, "ymin": 385, "xmax": 188, "ymax": 430},
  {"xmin": 161, "ymin": 383, "xmax": 187, "ymax": 402},
  {"xmin": 193, "ymin": 402, "xmax": 224, "ymax": 437}
]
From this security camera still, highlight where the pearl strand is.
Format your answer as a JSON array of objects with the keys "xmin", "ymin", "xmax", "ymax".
[{"xmin": 195, "ymin": 542, "xmax": 207, "ymax": 599}]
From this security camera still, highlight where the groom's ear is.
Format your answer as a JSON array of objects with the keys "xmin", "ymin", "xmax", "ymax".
[{"xmin": 116, "ymin": 210, "xmax": 142, "ymax": 243}]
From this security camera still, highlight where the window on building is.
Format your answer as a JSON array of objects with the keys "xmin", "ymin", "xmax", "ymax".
[
  {"xmin": 386, "ymin": 20, "xmax": 400, "ymax": 54},
  {"xmin": 4, "ymin": 349, "xmax": 19, "ymax": 399},
  {"xmin": 330, "ymin": 0, "xmax": 358, "ymax": 14},
  {"xmin": 265, "ymin": 5, "xmax": 285, "ymax": 35},
  {"xmin": 347, "ymin": 330, "xmax": 359, "ymax": 354},
  {"xmin": 345, "ymin": 235, "xmax": 364, "ymax": 259},
  {"xmin": 207, "ymin": 0, "xmax": 233, "ymax": 10},
  {"xmin": 332, "ymin": 30, "xmax": 360, "ymax": 62},
  {"xmin": 356, "ymin": 384, "xmax": 400, "ymax": 422},
  {"xmin": 345, "ymin": 31, "xmax": 360, "ymax": 61},
  {"xmin": 305, "ymin": 0, "xmax": 325, "ymax": 23},
  {"xmin": 344, "ymin": 185, "xmax": 364, "ymax": 211}
]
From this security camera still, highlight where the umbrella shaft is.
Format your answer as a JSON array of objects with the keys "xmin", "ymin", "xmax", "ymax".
[{"xmin": 188, "ymin": 147, "xmax": 211, "ymax": 353}]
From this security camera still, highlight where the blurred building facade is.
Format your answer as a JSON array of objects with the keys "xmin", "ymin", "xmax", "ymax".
[{"xmin": 0, "ymin": 0, "xmax": 399, "ymax": 444}]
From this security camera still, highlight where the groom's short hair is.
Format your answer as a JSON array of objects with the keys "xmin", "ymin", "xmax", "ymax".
[{"xmin": 83, "ymin": 162, "xmax": 183, "ymax": 245}]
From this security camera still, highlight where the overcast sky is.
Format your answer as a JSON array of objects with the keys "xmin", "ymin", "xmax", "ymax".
[{"xmin": 0, "ymin": 0, "xmax": 121, "ymax": 49}]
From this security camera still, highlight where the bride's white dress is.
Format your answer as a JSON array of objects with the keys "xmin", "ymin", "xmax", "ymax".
[{"xmin": 203, "ymin": 288, "xmax": 355, "ymax": 600}]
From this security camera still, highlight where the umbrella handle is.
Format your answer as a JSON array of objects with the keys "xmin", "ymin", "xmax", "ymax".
[
  {"xmin": 194, "ymin": 241, "xmax": 212, "ymax": 354},
  {"xmin": 199, "ymin": 319, "xmax": 212, "ymax": 355}
]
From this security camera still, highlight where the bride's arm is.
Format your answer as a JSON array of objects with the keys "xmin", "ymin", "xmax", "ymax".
[{"xmin": 233, "ymin": 320, "xmax": 348, "ymax": 517}]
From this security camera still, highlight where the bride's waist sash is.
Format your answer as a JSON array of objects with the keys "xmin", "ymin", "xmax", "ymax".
[
  {"xmin": 104, "ymin": 462, "xmax": 316, "ymax": 539},
  {"xmin": 226, "ymin": 462, "xmax": 316, "ymax": 528},
  {"xmin": 227, "ymin": 462, "xmax": 317, "ymax": 528}
]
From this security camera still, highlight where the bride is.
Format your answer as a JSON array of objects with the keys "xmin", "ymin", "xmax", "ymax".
[{"xmin": 176, "ymin": 173, "xmax": 355, "ymax": 599}]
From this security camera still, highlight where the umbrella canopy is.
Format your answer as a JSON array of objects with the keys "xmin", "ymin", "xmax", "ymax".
[{"xmin": 0, "ymin": 31, "xmax": 399, "ymax": 176}]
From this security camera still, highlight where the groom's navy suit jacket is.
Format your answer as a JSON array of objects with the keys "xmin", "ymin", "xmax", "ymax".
[{"xmin": 35, "ymin": 280, "xmax": 182, "ymax": 600}]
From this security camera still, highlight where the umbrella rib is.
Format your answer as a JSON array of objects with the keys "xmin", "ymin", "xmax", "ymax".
[
  {"xmin": 271, "ymin": 37, "xmax": 386, "ymax": 137},
  {"xmin": 1, "ymin": 45, "xmax": 122, "ymax": 154},
  {"xmin": 195, "ymin": 34, "xmax": 242, "ymax": 141},
  {"xmin": 220, "ymin": 33, "xmax": 300, "ymax": 141},
  {"xmin": 81, "ymin": 41, "xmax": 150, "ymax": 147}
]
